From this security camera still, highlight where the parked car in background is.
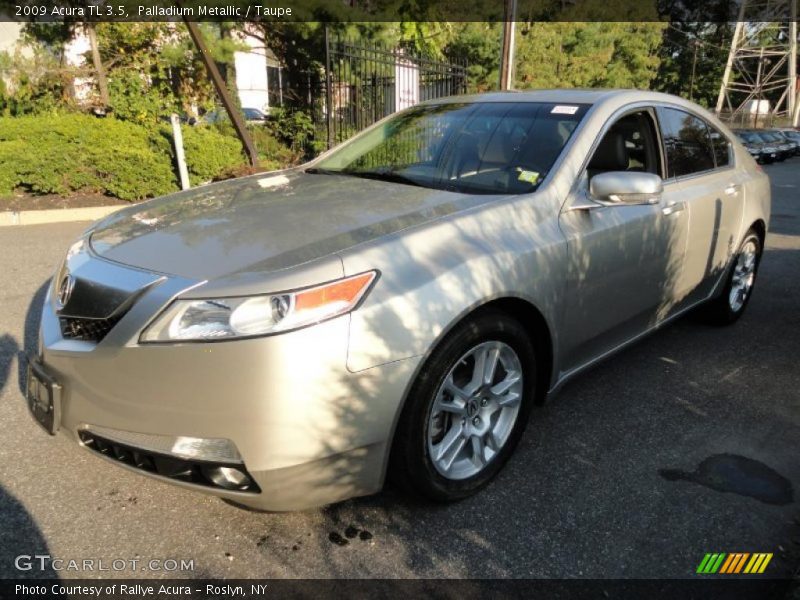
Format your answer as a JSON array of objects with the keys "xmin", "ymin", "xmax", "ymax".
[
  {"xmin": 200, "ymin": 107, "xmax": 267, "ymax": 125},
  {"xmin": 758, "ymin": 130, "xmax": 794, "ymax": 161},
  {"xmin": 777, "ymin": 128, "xmax": 800, "ymax": 145},
  {"xmin": 737, "ymin": 130, "xmax": 783, "ymax": 163},
  {"xmin": 772, "ymin": 129, "xmax": 800, "ymax": 156},
  {"xmin": 26, "ymin": 90, "xmax": 770, "ymax": 511},
  {"xmin": 733, "ymin": 130, "xmax": 769, "ymax": 163},
  {"xmin": 242, "ymin": 107, "xmax": 268, "ymax": 123}
]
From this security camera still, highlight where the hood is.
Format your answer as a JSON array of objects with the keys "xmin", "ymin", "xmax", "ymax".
[{"xmin": 89, "ymin": 170, "xmax": 497, "ymax": 281}]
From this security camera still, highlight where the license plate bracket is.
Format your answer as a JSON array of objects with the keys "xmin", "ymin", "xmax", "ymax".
[{"xmin": 26, "ymin": 357, "xmax": 61, "ymax": 435}]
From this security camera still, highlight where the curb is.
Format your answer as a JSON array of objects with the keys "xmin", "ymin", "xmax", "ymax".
[{"xmin": 0, "ymin": 205, "xmax": 123, "ymax": 227}]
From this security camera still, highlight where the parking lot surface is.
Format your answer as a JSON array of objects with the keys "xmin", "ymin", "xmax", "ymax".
[{"xmin": 1, "ymin": 160, "xmax": 799, "ymax": 580}]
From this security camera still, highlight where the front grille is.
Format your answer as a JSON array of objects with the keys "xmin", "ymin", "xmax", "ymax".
[
  {"xmin": 59, "ymin": 315, "xmax": 122, "ymax": 343},
  {"xmin": 79, "ymin": 432, "xmax": 260, "ymax": 493}
]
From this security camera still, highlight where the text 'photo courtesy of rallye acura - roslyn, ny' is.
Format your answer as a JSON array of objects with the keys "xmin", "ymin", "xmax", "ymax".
[{"xmin": 26, "ymin": 89, "xmax": 769, "ymax": 511}]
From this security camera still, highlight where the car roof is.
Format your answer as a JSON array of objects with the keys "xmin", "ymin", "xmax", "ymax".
[{"xmin": 418, "ymin": 88, "xmax": 699, "ymax": 108}]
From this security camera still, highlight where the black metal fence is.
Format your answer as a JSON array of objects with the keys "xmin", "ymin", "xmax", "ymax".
[{"xmin": 323, "ymin": 32, "xmax": 468, "ymax": 148}]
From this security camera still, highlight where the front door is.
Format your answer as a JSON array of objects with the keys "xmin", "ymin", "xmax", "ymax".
[{"xmin": 557, "ymin": 108, "xmax": 689, "ymax": 375}]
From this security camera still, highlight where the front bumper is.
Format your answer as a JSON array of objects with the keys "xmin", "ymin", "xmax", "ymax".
[{"xmin": 35, "ymin": 255, "xmax": 420, "ymax": 511}]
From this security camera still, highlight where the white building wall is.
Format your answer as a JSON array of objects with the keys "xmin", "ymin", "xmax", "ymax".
[
  {"xmin": 63, "ymin": 26, "xmax": 94, "ymax": 103},
  {"xmin": 234, "ymin": 33, "xmax": 268, "ymax": 111}
]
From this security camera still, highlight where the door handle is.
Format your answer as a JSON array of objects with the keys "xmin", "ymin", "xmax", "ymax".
[
  {"xmin": 662, "ymin": 200, "xmax": 685, "ymax": 216},
  {"xmin": 725, "ymin": 184, "xmax": 740, "ymax": 196}
]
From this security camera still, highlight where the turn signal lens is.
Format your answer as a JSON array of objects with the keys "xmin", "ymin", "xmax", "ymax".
[{"xmin": 295, "ymin": 271, "xmax": 375, "ymax": 313}]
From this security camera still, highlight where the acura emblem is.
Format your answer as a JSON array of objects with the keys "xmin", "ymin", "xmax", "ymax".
[{"xmin": 56, "ymin": 274, "xmax": 75, "ymax": 310}]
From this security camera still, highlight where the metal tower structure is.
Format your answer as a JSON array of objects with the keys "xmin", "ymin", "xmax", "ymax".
[{"xmin": 715, "ymin": 0, "xmax": 798, "ymax": 127}]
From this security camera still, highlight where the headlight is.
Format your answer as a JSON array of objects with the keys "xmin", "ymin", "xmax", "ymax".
[{"xmin": 140, "ymin": 271, "xmax": 377, "ymax": 343}]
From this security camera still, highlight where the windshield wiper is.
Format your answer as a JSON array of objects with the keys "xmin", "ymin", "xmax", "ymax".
[
  {"xmin": 307, "ymin": 166, "xmax": 426, "ymax": 188},
  {"xmin": 340, "ymin": 169, "xmax": 426, "ymax": 188},
  {"xmin": 305, "ymin": 167, "xmax": 341, "ymax": 175}
]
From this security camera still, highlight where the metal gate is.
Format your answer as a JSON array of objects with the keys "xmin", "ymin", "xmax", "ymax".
[{"xmin": 323, "ymin": 30, "xmax": 468, "ymax": 148}]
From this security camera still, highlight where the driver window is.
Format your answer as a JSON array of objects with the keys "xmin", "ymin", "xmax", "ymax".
[{"xmin": 587, "ymin": 111, "xmax": 662, "ymax": 181}]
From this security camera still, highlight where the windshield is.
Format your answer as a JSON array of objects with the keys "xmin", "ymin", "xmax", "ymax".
[{"xmin": 311, "ymin": 102, "xmax": 590, "ymax": 195}]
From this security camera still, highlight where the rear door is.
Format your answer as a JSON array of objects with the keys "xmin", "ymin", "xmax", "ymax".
[{"xmin": 656, "ymin": 106, "xmax": 744, "ymax": 306}]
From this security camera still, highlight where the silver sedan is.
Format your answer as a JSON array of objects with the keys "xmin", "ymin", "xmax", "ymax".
[{"xmin": 27, "ymin": 90, "xmax": 770, "ymax": 510}]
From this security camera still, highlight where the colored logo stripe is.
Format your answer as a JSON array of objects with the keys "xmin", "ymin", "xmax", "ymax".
[
  {"xmin": 697, "ymin": 553, "xmax": 773, "ymax": 574},
  {"xmin": 720, "ymin": 553, "xmax": 749, "ymax": 573},
  {"xmin": 744, "ymin": 553, "xmax": 773, "ymax": 574},
  {"xmin": 697, "ymin": 553, "xmax": 726, "ymax": 574}
]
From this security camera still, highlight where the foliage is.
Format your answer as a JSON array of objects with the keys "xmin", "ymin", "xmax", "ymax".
[
  {"xmin": 178, "ymin": 125, "xmax": 246, "ymax": 185},
  {"xmin": 265, "ymin": 108, "xmax": 318, "ymax": 157},
  {"xmin": 107, "ymin": 69, "xmax": 177, "ymax": 124},
  {"xmin": 652, "ymin": 20, "xmax": 734, "ymax": 108},
  {"xmin": 443, "ymin": 23, "xmax": 501, "ymax": 92},
  {"xmin": 514, "ymin": 21, "xmax": 666, "ymax": 90},
  {"xmin": 246, "ymin": 125, "xmax": 299, "ymax": 168},
  {"xmin": 0, "ymin": 114, "xmax": 260, "ymax": 200},
  {"xmin": 0, "ymin": 48, "xmax": 73, "ymax": 116},
  {"xmin": 17, "ymin": 22, "xmax": 246, "ymax": 122},
  {"xmin": 0, "ymin": 113, "xmax": 174, "ymax": 199}
]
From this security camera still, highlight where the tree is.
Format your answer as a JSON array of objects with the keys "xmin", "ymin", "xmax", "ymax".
[
  {"xmin": 653, "ymin": 22, "xmax": 733, "ymax": 108},
  {"xmin": 514, "ymin": 22, "xmax": 666, "ymax": 90}
]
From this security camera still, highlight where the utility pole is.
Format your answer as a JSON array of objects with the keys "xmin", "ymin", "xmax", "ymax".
[
  {"xmin": 182, "ymin": 19, "xmax": 259, "ymax": 167},
  {"xmin": 498, "ymin": 0, "xmax": 517, "ymax": 90},
  {"xmin": 715, "ymin": 0, "xmax": 798, "ymax": 127},
  {"xmin": 86, "ymin": 23, "xmax": 110, "ymax": 109},
  {"xmin": 689, "ymin": 39, "xmax": 700, "ymax": 101}
]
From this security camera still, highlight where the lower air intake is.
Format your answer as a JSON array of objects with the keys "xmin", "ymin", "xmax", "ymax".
[
  {"xmin": 59, "ymin": 316, "xmax": 121, "ymax": 343},
  {"xmin": 78, "ymin": 431, "xmax": 260, "ymax": 493}
]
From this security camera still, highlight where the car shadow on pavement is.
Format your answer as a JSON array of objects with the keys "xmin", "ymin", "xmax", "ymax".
[
  {"xmin": 0, "ymin": 281, "xmax": 57, "ymax": 579},
  {"xmin": 0, "ymin": 486, "xmax": 57, "ymax": 579},
  {"xmin": 0, "ymin": 334, "xmax": 19, "ymax": 402}
]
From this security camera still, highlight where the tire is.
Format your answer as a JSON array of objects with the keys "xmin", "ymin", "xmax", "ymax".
[
  {"xmin": 389, "ymin": 311, "xmax": 537, "ymax": 502},
  {"xmin": 698, "ymin": 229, "xmax": 762, "ymax": 326}
]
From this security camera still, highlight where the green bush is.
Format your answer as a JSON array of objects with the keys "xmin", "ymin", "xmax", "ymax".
[
  {"xmin": 0, "ymin": 114, "xmax": 175, "ymax": 200},
  {"xmin": 179, "ymin": 125, "xmax": 245, "ymax": 185},
  {"xmin": 265, "ymin": 108, "xmax": 318, "ymax": 158},
  {"xmin": 246, "ymin": 125, "xmax": 297, "ymax": 169},
  {"xmin": 206, "ymin": 118, "xmax": 299, "ymax": 169},
  {"xmin": 0, "ymin": 113, "xmax": 257, "ymax": 201},
  {"xmin": 108, "ymin": 70, "xmax": 178, "ymax": 125}
]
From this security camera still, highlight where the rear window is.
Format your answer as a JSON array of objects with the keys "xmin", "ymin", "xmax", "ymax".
[{"xmin": 660, "ymin": 107, "xmax": 716, "ymax": 177}]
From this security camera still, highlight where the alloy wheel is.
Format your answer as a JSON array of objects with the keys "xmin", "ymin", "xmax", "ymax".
[
  {"xmin": 729, "ymin": 239, "xmax": 758, "ymax": 313},
  {"xmin": 427, "ymin": 341, "xmax": 524, "ymax": 480}
]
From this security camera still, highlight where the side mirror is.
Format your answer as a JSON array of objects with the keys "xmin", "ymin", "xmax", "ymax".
[{"xmin": 589, "ymin": 171, "xmax": 663, "ymax": 206}]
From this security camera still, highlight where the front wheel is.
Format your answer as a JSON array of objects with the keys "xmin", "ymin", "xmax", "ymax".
[
  {"xmin": 389, "ymin": 311, "xmax": 536, "ymax": 502},
  {"xmin": 699, "ymin": 229, "xmax": 762, "ymax": 325}
]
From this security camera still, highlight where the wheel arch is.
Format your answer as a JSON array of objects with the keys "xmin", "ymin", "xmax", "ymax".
[
  {"xmin": 381, "ymin": 294, "xmax": 555, "ymax": 485},
  {"xmin": 472, "ymin": 297, "xmax": 554, "ymax": 404},
  {"xmin": 750, "ymin": 218, "xmax": 766, "ymax": 247}
]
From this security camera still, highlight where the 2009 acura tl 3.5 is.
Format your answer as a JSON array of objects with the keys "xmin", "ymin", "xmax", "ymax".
[{"xmin": 27, "ymin": 90, "xmax": 769, "ymax": 510}]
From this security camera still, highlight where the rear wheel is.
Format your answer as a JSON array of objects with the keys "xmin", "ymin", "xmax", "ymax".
[
  {"xmin": 390, "ymin": 311, "xmax": 536, "ymax": 502},
  {"xmin": 699, "ymin": 229, "xmax": 762, "ymax": 325}
]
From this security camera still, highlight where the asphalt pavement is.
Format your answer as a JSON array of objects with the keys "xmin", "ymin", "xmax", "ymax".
[{"xmin": 1, "ymin": 161, "xmax": 799, "ymax": 581}]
